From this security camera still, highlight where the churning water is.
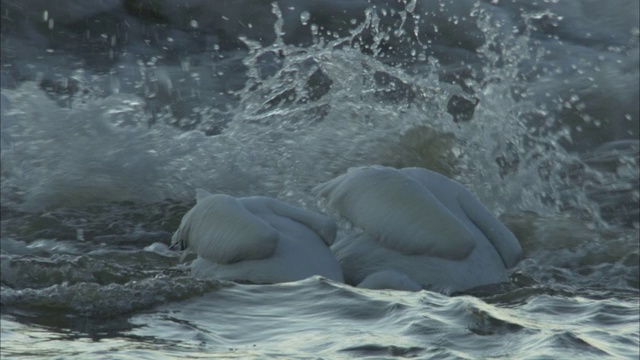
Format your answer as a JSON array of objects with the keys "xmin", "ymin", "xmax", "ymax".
[{"xmin": 1, "ymin": 0, "xmax": 638, "ymax": 358}]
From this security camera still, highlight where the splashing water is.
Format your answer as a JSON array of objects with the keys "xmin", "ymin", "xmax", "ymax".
[{"xmin": 2, "ymin": 2, "xmax": 636, "ymax": 225}]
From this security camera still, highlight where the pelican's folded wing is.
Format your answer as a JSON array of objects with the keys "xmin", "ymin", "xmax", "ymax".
[
  {"xmin": 173, "ymin": 193, "xmax": 278, "ymax": 264},
  {"xmin": 315, "ymin": 166, "xmax": 476, "ymax": 259},
  {"xmin": 263, "ymin": 198, "xmax": 337, "ymax": 246},
  {"xmin": 457, "ymin": 191, "xmax": 523, "ymax": 268}
]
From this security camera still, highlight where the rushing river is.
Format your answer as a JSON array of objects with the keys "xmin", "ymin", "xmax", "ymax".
[{"xmin": 1, "ymin": 0, "xmax": 638, "ymax": 359}]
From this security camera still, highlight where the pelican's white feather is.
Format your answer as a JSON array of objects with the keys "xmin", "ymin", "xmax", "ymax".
[
  {"xmin": 318, "ymin": 166, "xmax": 523, "ymax": 293},
  {"xmin": 400, "ymin": 167, "xmax": 523, "ymax": 268},
  {"xmin": 315, "ymin": 166, "xmax": 476, "ymax": 259},
  {"xmin": 171, "ymin": 192, "xmax": 278, "ymax": 264},
  {"xmin": 172, "ymin": 192, "xmax": 344, "ymax": 284}
]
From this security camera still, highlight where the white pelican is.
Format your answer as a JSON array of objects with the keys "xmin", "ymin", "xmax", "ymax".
[
  {"xmin": 315, "ymin": 166, "xmax": 522, "ymax": 293},
  {"xmin": 172, "ymin": 190, "xmax": 344, "ymax": 284}
]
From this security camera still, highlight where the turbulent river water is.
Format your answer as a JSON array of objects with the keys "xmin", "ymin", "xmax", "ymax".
[{"xmin": 1, "ymin": 0, "xmax": 638, "ymax": 359}]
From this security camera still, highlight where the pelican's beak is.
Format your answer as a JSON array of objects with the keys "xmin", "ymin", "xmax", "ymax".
[
  {"xmin": 169, "ymin": 238, "xmax": 190, "ymax": 262},
  {"xmin": 169, "ymin": 237, "xmax": 186, "ymax": 251},
  {"xmin": 179, "ymin": 250, "xmax": 190, "ymax": 262}
]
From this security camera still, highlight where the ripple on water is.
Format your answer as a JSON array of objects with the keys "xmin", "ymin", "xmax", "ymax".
[{"xmin": 1, "ymin": 275, "xmax": 229, "ymax": 318}]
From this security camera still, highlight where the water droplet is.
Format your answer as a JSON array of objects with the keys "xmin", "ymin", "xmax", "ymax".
[
  {"xmin": 406, "ymin": 0, "xmax": 416, "ymax": 13},
  {"xmin": 300, "ymin": 11, "xmax": 310, "ymax": 25}
]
